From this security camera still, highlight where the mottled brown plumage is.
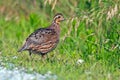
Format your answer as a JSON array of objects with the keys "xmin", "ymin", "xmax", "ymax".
[{"xmin": 18, "ymin": 13, "xmax": 64, "ymax": 57}]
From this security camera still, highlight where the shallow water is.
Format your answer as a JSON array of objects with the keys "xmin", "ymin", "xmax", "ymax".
[{"xmin": 0, "ymin": 61, "xmax": 57, "ymax": 80}]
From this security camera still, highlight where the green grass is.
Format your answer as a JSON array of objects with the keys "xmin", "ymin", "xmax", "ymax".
[{"xmin": 0, "ymin": 0, "xmax": 120, "ymax": 80}]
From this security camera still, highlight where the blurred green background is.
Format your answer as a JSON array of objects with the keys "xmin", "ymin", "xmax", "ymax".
[{"xmin": 0, "ymin": 0, "xmax": 120, "ymax": 80}]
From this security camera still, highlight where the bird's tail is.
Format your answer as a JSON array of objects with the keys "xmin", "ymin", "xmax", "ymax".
[{"xmin": 18, "ymin": 44, "xmax": 27, "ymax": 52}]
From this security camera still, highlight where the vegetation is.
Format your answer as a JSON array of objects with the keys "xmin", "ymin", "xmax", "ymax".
[{"xmin": 0, "ymin": 0, "xmax": 120, "ymax": 80}]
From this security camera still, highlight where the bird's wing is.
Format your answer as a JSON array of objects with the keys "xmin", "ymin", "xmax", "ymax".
[
  {"xmin": 27, "ymin": 28, "xmax": 58, "ymax": 44},
  {"xmin": 23, "ymin": 28, "xmax": 59, "ymax": 53}
]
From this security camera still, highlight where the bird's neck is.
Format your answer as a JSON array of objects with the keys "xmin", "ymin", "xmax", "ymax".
[
  {"xmin": 49, "ymin": 22, "xmax": 60, "ymax": 35},
  {"xmin": 53, "ymin": 20, "xmax": 60, "ymax": 25}
]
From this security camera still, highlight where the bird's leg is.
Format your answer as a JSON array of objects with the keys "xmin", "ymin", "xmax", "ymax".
[
  {"xmin": 42, "ymin": 54, "xmax": 46, "ymax": 59},
  {"xmin": 28, "ymin": 51, "xmax": 33, "ymax": 61},
  {"xmin": 41, "ymin": 54, "xmax": 47, "ymax": 62},
  {"xmin": 29, "ymin": 51, "xmax": 32, "ymax": 56}
]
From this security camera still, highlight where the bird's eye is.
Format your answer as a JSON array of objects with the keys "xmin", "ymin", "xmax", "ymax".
[{"xmin": 58, "ymin": 16, "xmax": 61, "ymax": 18}]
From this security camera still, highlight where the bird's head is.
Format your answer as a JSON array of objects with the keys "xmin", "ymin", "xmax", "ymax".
[{"xmin": 53, "ymin": 13, "xmax": 65, "ymax": 24}]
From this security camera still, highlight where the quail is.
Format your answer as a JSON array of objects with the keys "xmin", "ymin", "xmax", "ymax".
[{"xmin": 18, "ymin": 13, "xmax": 65, "ymax": 58}]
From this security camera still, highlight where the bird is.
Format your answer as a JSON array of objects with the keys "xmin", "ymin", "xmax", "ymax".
[{"xmin": 18, "ymin": 13, "xmax": 65, "ymax": 58}]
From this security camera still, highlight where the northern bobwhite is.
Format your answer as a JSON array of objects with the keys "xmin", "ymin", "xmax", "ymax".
[{"xmin": 18, "ymin": 13, "xmax": 65, "ymax": 57}]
